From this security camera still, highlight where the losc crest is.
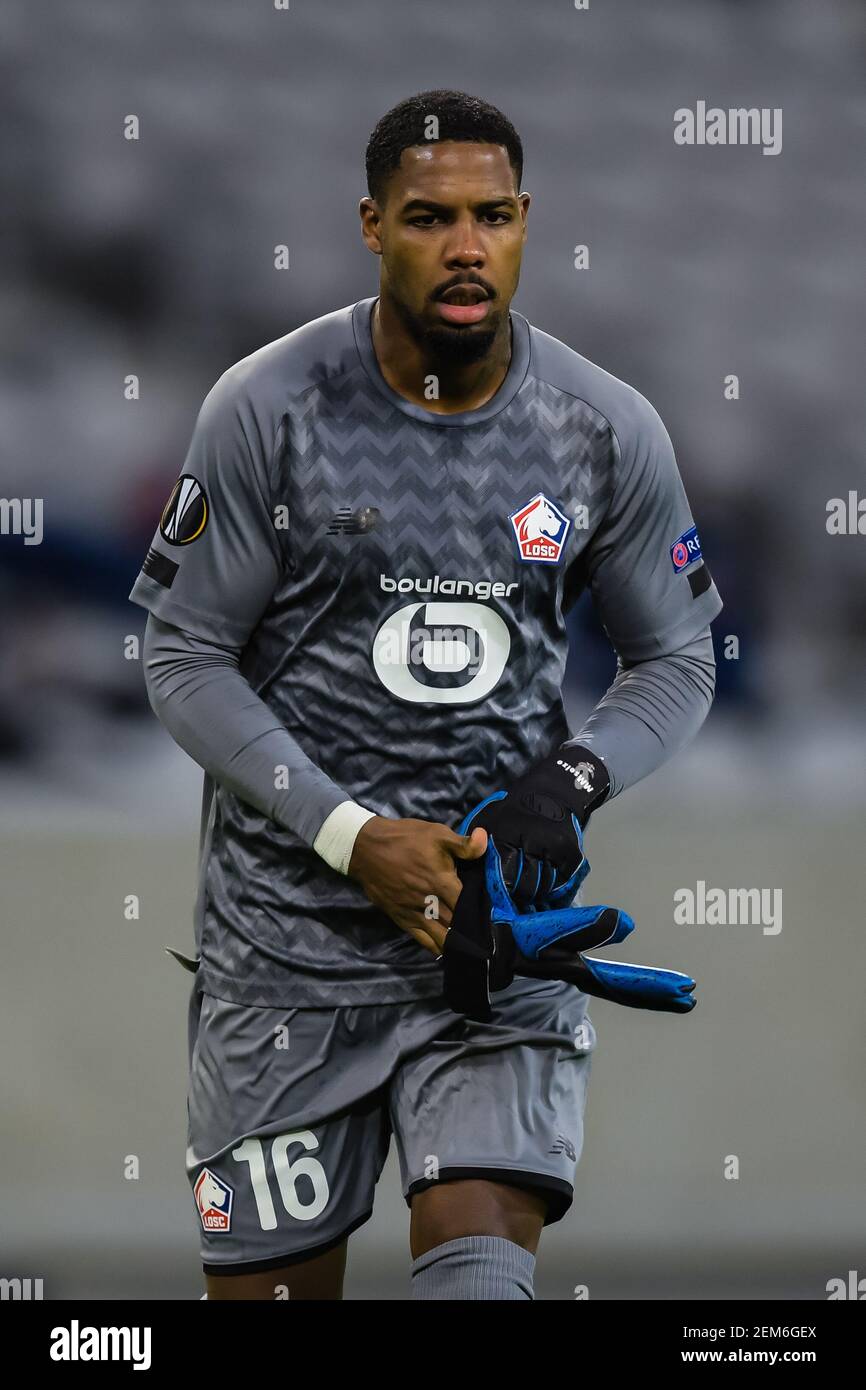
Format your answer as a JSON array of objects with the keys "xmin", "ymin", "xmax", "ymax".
[
  {"xmin": 194, "ymin": 1167, "xmax": 234, "ymax": 1233},
  {"xmin": 509, "ymin": 492, "xmax": 571, "ymax": 564}
]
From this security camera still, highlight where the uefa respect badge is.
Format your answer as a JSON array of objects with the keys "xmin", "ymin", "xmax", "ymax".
[{"xmin": 670, "ymin": 525, "xmax": 703, "ymax": 572}]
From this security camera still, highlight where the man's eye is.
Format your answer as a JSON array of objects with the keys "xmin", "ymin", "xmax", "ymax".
[
  {"xmin": 484, "ymin": 213, "xmax": 511, "ymax": 224},
  {"xmin": 410, "ymin": 215, "xmax": 440, "ymax": 227}
]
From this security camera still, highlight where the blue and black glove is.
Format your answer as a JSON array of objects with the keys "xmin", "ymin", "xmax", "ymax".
[
  {"xmin": 458, "ymin": 746, "xmax": 611, "ymax": 912},
  {"xmin": 443, "ymin": 837, "xmax": 697, "ymax": 1024}
]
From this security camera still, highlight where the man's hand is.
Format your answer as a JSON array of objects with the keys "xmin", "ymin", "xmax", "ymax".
[{"xmin": 348, "ymin": 816, "xmax": 488, "ymax": 956}]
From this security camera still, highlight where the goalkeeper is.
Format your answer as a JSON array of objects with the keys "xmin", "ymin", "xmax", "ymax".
[{"xmin": 132, "ymin": 91, "xmax": 723, "ymax": 1302}]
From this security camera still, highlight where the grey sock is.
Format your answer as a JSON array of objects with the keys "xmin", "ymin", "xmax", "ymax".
[{"xmin": 410, "ymin": 1235, "xmax": 536, "ymax": 1301}]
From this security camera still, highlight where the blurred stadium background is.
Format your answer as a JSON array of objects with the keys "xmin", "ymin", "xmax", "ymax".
[{"xmin": 1, "ymin": 0, "xmax": 864, "ymax": 1299}]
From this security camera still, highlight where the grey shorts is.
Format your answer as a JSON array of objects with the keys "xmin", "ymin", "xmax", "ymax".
[{"xmin": 185, "ymin": 975, "xmax": 596, "ymax": 1275}]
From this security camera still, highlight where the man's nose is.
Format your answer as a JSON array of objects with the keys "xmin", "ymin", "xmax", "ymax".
[{"xmin": 444, "ymin": 222, "xmax": 485, "ymax": 265}]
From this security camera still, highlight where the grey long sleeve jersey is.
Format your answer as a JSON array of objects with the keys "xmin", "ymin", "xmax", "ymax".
[
  {"xmin": 142, "ymin": 613, "xmax": 716, "ymax": 836},
  {"xmin": 129, "ymin": 298, "xmax": 723, "ymax": 1006}
]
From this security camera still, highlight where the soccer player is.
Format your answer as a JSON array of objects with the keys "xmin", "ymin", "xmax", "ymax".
[{"xmin": 130, "ymin": 90, "xmax": 722, "ymax": 1301}]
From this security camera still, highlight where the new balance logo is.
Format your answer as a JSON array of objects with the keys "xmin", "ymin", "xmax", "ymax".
[
  {"xmin": 549, "ymin": 1134, "xmax": 577, "ymax": 1161},
  {"xmin": 327, "ymin": 506, "xmax": 380, "ymax": 535}
]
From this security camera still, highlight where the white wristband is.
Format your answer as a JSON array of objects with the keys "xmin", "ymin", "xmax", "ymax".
[{"xmin": 313, "ymin": 800, "xmax": 377, "ymax": 876}]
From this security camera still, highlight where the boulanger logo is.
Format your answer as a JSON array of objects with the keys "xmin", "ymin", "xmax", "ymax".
[
  {"xmin": 194, "ymin": 1167, "xmax": 234, "ymax": 1232},
  {"xmin": 509, "ymin": 492, "xmax": 571, "ymax": 564},
  {"xmin": 373, "ymin": 598, "xmax": 511, "ymax": 704},
  {"xmin": 380, "ymin": 573, "xmax": 518, "ymax": 601},
  {"xmin": 159, "ymin": 474, "xmax": 208, "ymax": 545}
]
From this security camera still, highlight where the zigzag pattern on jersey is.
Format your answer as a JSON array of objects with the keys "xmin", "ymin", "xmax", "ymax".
[
  {"xmin": 277, "ymin": 366, "xmax": 616, "ymax": 570},
  {"xmin": 202, "ymin": 366, "xmax": 623, "ymax": 1006}
]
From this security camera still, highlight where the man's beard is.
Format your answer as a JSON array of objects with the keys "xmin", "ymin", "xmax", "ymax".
[
  {"xmin": 395, "ymin": 297, "xmax": 502, "ymax": 366},
  {"xmin": 422, "ymin": 322, "xmax": 499, "ymax": 365}
]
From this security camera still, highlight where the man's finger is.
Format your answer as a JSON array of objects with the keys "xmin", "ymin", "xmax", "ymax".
[
  {"xmin": 444, "ymin": 825, "xmax": 488, "ymax": 861},
  {"xmin": 404, "ymin": 922, "xmax": 448, "ymax": 956}
]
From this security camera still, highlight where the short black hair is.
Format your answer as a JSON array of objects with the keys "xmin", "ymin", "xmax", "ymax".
[{"xmin": 365, "ymin": 90, "xmax": 523, "ymax": 204}]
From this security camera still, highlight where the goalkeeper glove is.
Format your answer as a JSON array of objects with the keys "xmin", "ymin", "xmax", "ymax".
[
  {"xmin": 443, "ymin": 836, "xmax": 697, "ymax": 1023},
  {"xmin": 459, "ymin": 745, "xmax": 610, "ymax": 912}
]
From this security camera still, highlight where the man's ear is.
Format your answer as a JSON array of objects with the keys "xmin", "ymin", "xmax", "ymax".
[{"xmin": 359, "ymin": 197, "xmax": 384, "ymax": 255}]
